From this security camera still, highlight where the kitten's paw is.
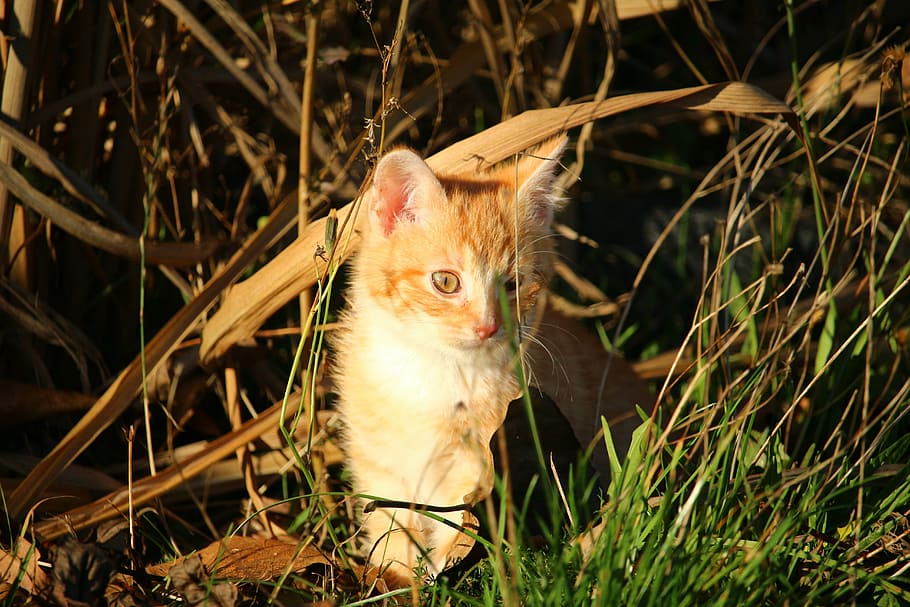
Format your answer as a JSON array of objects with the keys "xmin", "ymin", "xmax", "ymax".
[
  {"xmin": 373, "ymin": 558, "xmax": 421, "ymax": 589},
  {"xmin": 364, "ymin": 514, "xmax": 428, "ymax": 582}
]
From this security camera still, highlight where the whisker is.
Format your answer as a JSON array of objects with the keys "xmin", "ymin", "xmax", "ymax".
[{"xmin": 520, "ymin": 322, "xmax": 574, "ymax": 391}]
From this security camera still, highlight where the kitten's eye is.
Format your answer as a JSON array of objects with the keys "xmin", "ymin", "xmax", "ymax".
[
  {"xmin": 431, "ymin": 270, "xmax": 461, "ymax": 294},
  {"xmin": 503, "ymin": 277, "xmax": 518, "ymax": 293}
]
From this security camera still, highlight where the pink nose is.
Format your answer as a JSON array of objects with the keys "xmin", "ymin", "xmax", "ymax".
[{"xmin": 473, "ymin": 322, "xmax": 499, "ymax": 340}]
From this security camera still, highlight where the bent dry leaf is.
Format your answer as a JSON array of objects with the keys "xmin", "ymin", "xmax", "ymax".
[
  {"xmin": 146, "ymin": 536, "xmax": 332, "ymax": 580},
  {"xmin": 428, "ymin": 82, "xmax": 799, "ymax": 173},
  {"xmin": 0, "ymin": 538, "xmax": 61, "ymax": 601},
  {"xmin": 147, "ymin": 536, "xmax": 392, "ymax": 598},
  {"xmin": 200, "ymin": 81, "xmax": 797, "ymax": 364},
  {"xmin": 162, "ymin": 555, "xmax": 238, "ymax": 607}
]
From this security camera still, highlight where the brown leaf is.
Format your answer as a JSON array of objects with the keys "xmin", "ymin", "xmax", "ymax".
[
  {"xmin": 0, "ymin": 538, "xmax": 64, "ymax": 603},
  {"xmin": 104, "ymin": 572, "xmax": 144, "ymax": 607},
  {"xmin": 147, "ymin": 537, "xmax": 332, "ymax": 581},
  {"xmin": 48, "ymin": 536, "xmax": 120, "ymax": 605},
  {"xmin": 426, "ymin": 83, "xmax": 798, "ymax": 174},
  {"xmin": 150, "ymin": 539, "xmax": 396, "ymax": 600},
  {"xmin": 443, "ymin": 510, "xmax": 479, "ymax": 571},
  {"xmin": 573, "ymin": 518, "xmax": 604, "ymax": 564},
  {"xmin": 166, "ymin": 554, "xmax": 237, "ymax": 607}
]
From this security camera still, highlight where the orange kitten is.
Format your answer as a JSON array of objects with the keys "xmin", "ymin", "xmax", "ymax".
[{"xmin": 332, "ymin": 138, "xmax": 566, "ymax": 580}]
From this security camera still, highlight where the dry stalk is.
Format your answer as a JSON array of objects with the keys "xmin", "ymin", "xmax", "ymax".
[
  {"xmin": 225, "ymin": 365, "xmax": 282, "ymax": 537},
  {"xmin": 0, "ymin": 0, "xmax": 41, "ymax": 274}
]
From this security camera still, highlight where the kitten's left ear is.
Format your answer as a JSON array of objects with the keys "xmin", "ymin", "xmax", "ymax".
[
  {"xmin": 368, "ymin": 148, "xmax": 446, "ymax": 237},
  {"xmin": 515, "ymin": 135, "xmax": 568, "ymax": 228}
]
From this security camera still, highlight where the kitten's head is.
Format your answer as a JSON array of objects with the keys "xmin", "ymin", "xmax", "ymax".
[{"xmin": 355, "ymin": 137, "xmax": 567, "ymax": 353}]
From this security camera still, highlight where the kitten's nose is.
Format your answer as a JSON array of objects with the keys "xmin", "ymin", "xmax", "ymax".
[{"xmin": 473, "ymin": 321, "xmax": 499, "ymax": 340}]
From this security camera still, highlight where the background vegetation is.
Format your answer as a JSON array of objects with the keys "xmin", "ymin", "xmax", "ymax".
[{"xmin": 1, "ymin": 0, "xmax": 908, "ymax": 604}]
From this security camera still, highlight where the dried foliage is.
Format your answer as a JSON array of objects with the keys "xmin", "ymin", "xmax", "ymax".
[{"xmin": 1, "ymin": 0, "xmax": 908, "ymax": 604}]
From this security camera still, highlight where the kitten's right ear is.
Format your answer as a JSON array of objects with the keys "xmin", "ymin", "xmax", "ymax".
[
  {"xmin": 368, "ymin": 149, "xmax": 445, "ymax": 236},
  {"xmin": 514, "ymin": 135, "xmax": 567, "ymax": 228}
]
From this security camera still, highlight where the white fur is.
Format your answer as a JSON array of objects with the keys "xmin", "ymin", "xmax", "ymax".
[{"xmin": 336, "ymin": 285, "xmax": 519, "ymax": 578}]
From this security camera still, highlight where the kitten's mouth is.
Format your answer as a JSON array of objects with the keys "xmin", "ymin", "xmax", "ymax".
[{"xmin": 462, "ymin": 333, "xmax": 510, "ymax": 351}]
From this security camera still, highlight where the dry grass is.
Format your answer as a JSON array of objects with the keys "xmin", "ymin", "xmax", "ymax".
[{"xmin": 1, "ymin": 0, "xmax": 908, "ymax": 604}]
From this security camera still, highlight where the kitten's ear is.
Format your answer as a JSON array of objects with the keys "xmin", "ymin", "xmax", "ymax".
[
  {"xmin": 368, "ymin": 148, "xmax": 445, "ymax": 236},
  {"xmin": 515, "ymin": 136, "xmax": 568, "ymax": 228}
]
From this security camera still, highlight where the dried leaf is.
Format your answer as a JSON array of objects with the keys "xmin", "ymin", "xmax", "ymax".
[
  {"xmin": 148, "ymin": 537, "xmax": 331, "ymax": 581},
  {"xmin": 166, "ymin": 555, "xmax": 238, "ymax": 607},
  {"xmin": 573, "ymin": 518, "xmax": 605, "ymax": 564},
  {"xmin": 105, "ymin": 572, "xmax": 144, "ymax": 607},
  {"xmin": 48, "ymin": 536, "xmax": 120, "ymax": 605},
  {"xmin": 426, "ymin": 83, "xmax": 798, "ymax": 174},
  {"xmin": 443, "ymin": 510, "xmax": 479, "ymax": 571},
  {"xmin": 615, "ymin": 0, "xmax": 717, "ymax": 19},
  {"xmin": 0, "ymin": 537, "xmax": 64, "ymax": 604}
]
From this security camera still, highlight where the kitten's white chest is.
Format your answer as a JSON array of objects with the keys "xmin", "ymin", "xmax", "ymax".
[
  {"xmin": 338, "ymin": 302, "xmax": 519, "ymax": 475},
  {"xmin": 336, "ymin": 313, "xmax": 513, "ymax": 504},
  {"xmin": 355, "ymin": 320, "xmax": 513, "ymax": 416}
]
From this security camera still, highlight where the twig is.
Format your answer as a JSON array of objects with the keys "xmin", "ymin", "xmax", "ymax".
[{"xmin": 226, "ymin": 365, "xmax": 282, "ymax": 537}]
